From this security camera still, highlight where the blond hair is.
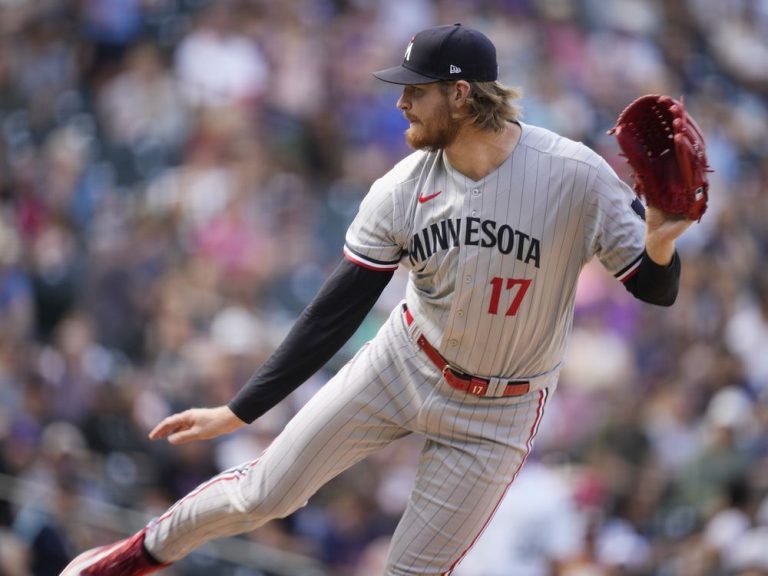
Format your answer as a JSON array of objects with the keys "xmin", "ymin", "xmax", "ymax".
[{"xmin": 442, "ymin": 81, "xmax": 522, "ymax": 132}]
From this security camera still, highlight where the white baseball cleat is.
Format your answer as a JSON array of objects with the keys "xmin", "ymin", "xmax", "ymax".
[{"xmin": 60, "ymin": 529, "xmax": 169, "ymax": 575}]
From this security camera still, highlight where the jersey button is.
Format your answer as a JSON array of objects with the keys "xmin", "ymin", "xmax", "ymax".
[
  {"xmin": 471, "ymin": 210, "xmax": 479, "ymax": 217},
  {"xmin": 449, "ymin": 339, "xmax": 458, "ymax": 346},
  {"xmin": 464, "ymin": 275, "xmax": 472, "ymax": 283},
  {"xmin": 472, "ymin": 188, "xmax": 480, "ymax": 196},
  {"xmin": 457, "ymin": 310, "xmax": 464, "ymax": 317}
]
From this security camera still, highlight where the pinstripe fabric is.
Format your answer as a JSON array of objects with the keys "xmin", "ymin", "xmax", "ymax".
[
  {"xmin": 345, "ymin": 122, "xmax": 645, "ymax": 379},
  {"xmin": 144, "ymin": 305, "xmax": 551, "ymax": 574}
]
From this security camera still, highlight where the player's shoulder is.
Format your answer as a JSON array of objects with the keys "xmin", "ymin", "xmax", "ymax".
[
  {"xmin": 518, "ymin": 122, "xmax": 605, "ymax": 169},
  {"xmin": 374, "ymin": 149, "xmax": 436, "ymax": 192}
]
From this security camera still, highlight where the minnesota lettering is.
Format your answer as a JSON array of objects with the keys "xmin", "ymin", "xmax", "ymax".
[{"xmin": 408, "ymin": 217, "xmax": 541, "ymax": 268}]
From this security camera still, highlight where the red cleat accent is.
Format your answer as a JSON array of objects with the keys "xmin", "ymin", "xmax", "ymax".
[{"xmin": 60, "ymin": 529, "xmax": 170, "ymax": 575}]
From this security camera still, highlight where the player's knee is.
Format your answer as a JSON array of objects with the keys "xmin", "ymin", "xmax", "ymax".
[
  {"xmin": 222, "ymin": 461, "xmax": 307, "ymax": 521},
  {"xmin": 242, "ymin": 485, "xmax": 309, "ymax": 521}
]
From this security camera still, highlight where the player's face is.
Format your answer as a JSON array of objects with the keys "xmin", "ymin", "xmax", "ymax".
[{"xmin": 398, "ymin": 83, "xmax": 461, "ymax": 151}]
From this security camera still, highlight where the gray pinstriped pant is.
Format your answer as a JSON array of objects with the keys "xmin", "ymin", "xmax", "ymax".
[{"xmin": 144, "ymin": 304, "xmax": 552, "ymax": 575}]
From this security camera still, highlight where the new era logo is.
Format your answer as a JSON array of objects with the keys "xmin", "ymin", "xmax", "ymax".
[{"xmin": 449, "ymin": 64, "xmax": 462, "ymax": 74}]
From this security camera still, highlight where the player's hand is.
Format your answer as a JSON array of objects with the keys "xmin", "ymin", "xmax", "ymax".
[
  {"xmin": 149, "ymin": 405, "xmax": 246, "ymax": 445},
  {"xmin": 644, "ymin": 206, "xmax": 693, "ymax": 266}
]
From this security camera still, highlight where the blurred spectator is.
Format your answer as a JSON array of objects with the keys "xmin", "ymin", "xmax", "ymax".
[
  {"xmin": 673, "ymin": 386, "xmax": 755, "ymax": 519},
  {"xmin": 703, "ymin": 477, "xmax": 754, "ymax": 570},
  {"xmin": 0, "ymin": 220, "xmax": 33, "ymax": 339},
  {"xmin": 725, "ymin": 280, "xmax": 768, "ymax": 396},
  {"xmin": 174, "ymin": 2, "xmax": 269, "ymax": 110},
  {"xmin": 79, "ymin": 0, "xmax": 144, "ymax": 82},
  {"xmin": 455, "ymin": 460, "xmax": 585, "ymax": 576},
  {"xmin": 0, "ymin": 527, "xmax": 31, "ymax": 576},
  {"xmin": 97, "ymin": 41, "xmax": 188, "ymax": 183}
]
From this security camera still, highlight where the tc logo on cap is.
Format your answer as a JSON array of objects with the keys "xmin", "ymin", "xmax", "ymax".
[
  {"xmin": 404, "ymin": 39, "xmax": 414, "ymax": 61},
  {"xmin": 374, "ymin": 24, "xmax": 498, "ymax": 85}
]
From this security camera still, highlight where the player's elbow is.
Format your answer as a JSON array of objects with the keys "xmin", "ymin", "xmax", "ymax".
[
  {"xmin": 625, "ymin": 278, "xmax": 679, "ymax": 307},
  {"xmin": 638, "ymin": 289, "xmax": 678, "ymax": 307}
]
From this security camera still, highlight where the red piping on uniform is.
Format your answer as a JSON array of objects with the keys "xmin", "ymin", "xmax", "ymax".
[
  {"xmin": 445, "ymin": 388, "xmax": 549, "ymax": 575},
  {"xmin": 343, "ymin": 250, "xmax": 398, "ymax": 272},
  {"xmin": 154, "ymin": 456, "xmax": 263, "ymax": 525},
  {"xmin": 617, "ymin": 255, "xmax": 643, "ymax": 283},
  {"xmin": 620, "ymin": 264, "xmax": 640, "ymax": 283}
]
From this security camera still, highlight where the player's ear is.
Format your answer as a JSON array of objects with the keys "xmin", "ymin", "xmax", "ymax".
[{"xmin": 450, "ymin": 80, "xmax": 471, "ymax": 105}]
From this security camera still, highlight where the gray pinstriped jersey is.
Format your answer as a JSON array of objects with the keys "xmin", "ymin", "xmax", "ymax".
[{"xmin": 344, "ymin": 122, "xmax": 645, "ymax": 379}]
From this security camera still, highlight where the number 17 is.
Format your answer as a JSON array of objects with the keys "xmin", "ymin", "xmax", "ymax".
[{"xmin": 488, "ymin": 277, "xmax": 532, "ymax": 316}]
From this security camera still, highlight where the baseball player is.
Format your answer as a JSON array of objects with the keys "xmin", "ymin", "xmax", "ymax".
[{"xmin": 63, "ymin": 24, "xmax": 693, "ymax": 576}]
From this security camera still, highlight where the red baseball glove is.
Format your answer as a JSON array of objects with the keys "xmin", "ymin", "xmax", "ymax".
[{"xmin": 609, "ymin": 94, "xmax": 710, "ymax": 221}]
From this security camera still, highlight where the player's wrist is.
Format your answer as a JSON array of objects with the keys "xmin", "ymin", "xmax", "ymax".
[
  {"xmin": 644, "ymin": 236, "xmax": 675, "ymax": 266},
  {"xmin": 220, "ymin": 405, "xmax": 248, "ymax": 429}
]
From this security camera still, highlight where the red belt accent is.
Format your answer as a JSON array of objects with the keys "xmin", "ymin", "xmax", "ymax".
[{"xmin": 404, "ymin": 307, "xmax": 530, "ymax": 398}]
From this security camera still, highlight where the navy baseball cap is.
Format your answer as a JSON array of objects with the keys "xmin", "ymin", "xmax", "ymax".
[{"xmin": 374, "ymin": 24, "xmax": 498, "ymax": 85}]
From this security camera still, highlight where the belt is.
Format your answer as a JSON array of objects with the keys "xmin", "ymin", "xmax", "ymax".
[{"xmin": 404, "ymin": 306, "xmax": 530, "ymax": 398}]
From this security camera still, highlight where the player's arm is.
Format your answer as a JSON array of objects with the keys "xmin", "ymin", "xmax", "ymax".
[
  {"xmin": 621, "ymin": 205, "xmax": 690, "ymax": 306},
  {"xmin": 151, "ymin": 173, "xmax": 402, "ymax": 444},
  {"xmin": 227, "ymin": 258, "xmax": 393, "ymax": 422},
  {"xmin": 592, "ymin": 156, "xmax": 690, "ymax": 308},
  {"xmin": 150, "ymin": 258, "xmax": 393, "ymax": 444}
]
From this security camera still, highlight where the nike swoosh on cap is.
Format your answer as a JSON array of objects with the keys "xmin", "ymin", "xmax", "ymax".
[{"xmin": 418, "ymin": 191, "xmax": 442, "ymax": 203}]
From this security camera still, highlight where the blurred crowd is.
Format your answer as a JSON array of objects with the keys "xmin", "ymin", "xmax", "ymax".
[{"xmin": 0, "ymin": 0, "xmax": 766, "ymax": 575}]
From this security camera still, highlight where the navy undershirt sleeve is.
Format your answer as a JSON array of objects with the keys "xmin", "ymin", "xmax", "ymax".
[
  {"xmin": 623, "ymin": 249, "xmax": 681, "ymax": 306},
  {"xmin": 228, "ymin": 258, "xmax": 394, "ymax": 423}
]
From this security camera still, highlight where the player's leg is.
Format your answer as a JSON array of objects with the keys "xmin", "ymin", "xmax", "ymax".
[
  {"xmin": 63, "ymin": 350, "xmax": 414, "ymax": 575},
  {"xmin": 63, "ymin": 339, "xmax": 413, "ymax": 573},
  {"xmin": 383, "ymin": 386, "xmax": 553, "ymax": 576},
  {"xmin": 63, "ymin": 309, "xmax": 424, "ymax": 575},
  {"xmin": 142, "ymin": 345, "xmax": 417, "ymax": 563},
  {"xmin": 136, "ymin": 303, "xmax": 437, "ymax": 566}
]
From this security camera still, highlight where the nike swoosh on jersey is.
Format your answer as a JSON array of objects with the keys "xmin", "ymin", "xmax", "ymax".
[{"xmin": 418, "ymin": 191, "xmax": 442, "ymax": 203}]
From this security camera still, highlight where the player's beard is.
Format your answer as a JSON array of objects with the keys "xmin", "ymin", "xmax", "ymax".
[{"xmin": 405, "ymin": 99, "xmax": 461, "ymax": 151}]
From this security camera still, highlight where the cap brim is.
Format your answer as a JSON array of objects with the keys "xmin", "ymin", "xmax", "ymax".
[{"xmin": 372, "ymin": 65, "xmax": 442, "ymax": 85}]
